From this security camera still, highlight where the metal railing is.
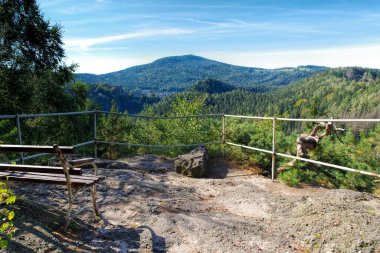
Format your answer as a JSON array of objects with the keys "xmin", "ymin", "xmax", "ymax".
[
  {"xmin": 223, "ymin": 115, "xmax": 380, "ymax": 180},
  {"xmin": 1, "ymin": 111, "xmax": 223, "ymax": 163},
  {"xmin": 1, "ymin": 111, "xmax": 379, "ymax": 180}
]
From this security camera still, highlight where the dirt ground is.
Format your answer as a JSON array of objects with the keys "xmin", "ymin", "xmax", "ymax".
[{"xmin": 3, "ymin": 155, "xmax": 380, "ymax": 253}]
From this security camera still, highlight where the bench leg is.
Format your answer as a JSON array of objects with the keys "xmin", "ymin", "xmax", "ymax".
[
  {"xmin": 91, "ymin": 162, "xmax": 99, "ymax": 176},
  {"xmin": 53, "ymin": 144, "xmax": 75, "ymax": 232},
  {"xmin": 91, "ymin": 185, "xmax": 100, "ymax": 217},
  {"xmin": 90, "ymin": 162, "xmax": 100, "ymax": 217},
  {"xmin": 63, "ymin": 197, "xmax": 74, "ymax": 232}
]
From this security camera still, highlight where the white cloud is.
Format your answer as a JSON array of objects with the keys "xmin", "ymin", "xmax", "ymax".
[
  {"xmin": 64, "ymin": 28, "xmax": 193, "ymax": 51},
  {"xmin": 185, "ymin": 18, "xmax": 338, "ymax": 35},
  {"xmin": 67, "ymin": 55, "xmax": 155, "ymax": 74},
  {"xmin": 202, "ymin": 44, "xmax": 380, "ymax": 69}
]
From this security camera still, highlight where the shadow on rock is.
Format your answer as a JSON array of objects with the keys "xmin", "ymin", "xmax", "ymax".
[
  {"xmin": 97, "ymin": 225, "xmax": 166, "ymax": 253},
  {"xmin": 203, "ymin": 158, "xmax": 230, "ymax": 179},
  {"xmin": 6, "ymin": 199, "xmax": 97, "ymax": 253}
]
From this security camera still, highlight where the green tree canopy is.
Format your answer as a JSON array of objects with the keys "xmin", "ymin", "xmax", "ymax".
[
  {"xmin": 189, "ymin": 78, "xmax": 235, "ymax": 94},
  {"xmin": 0, "ymin": 0, "xmax": 75, "ymax": 114}
]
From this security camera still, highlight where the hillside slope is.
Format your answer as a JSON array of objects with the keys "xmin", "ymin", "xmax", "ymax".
[
  {"xmin": 75, "ymin": 55, "xmax": 328, "ymax": 91},
  {"xmin": 206, "ymin": 67, "xmax": 380, "ymax": 119}
]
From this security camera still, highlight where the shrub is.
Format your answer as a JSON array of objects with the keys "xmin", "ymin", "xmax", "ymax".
[{"xmin": 0, "ymin": 181, "xmax": 16, "ymax": 249}]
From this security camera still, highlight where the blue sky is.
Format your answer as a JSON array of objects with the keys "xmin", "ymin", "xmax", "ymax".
[{"xmin": 38, "ymin": 0, "xmax": 380, "ymax": 74}]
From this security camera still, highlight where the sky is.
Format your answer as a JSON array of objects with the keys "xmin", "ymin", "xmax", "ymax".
[{"xmin": 38, "ymin": 0, "xmax": 380, "ymax": 74}]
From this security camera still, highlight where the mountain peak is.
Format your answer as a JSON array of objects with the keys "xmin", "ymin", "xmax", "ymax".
[{"xmin": 152, "ymin": 55, "xmax": 210, "ymax": 65}]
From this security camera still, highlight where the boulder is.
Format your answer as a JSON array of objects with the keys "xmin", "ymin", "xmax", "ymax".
[{"xmin": 174, "ymin": 146, "xmax": 208, "ymax": 178}]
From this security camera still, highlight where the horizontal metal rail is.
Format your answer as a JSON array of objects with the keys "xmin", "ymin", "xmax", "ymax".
[
  {"xmin": 276, "ymin": 152, "xmax": 380, "ymax": 178},
  {"xmin": 276, "ymin": 118, "xmax": 380, "ymax": 122},
  {"xmin": 98, "ymin": 111, "xmax": 223, "ymax": 119},
  {"xmin": 73, "ymin": 140, "xmax": 95, "ymax": 148},
  {"xmin": 224, "ymin": 115, "xmax": 273, "ymax": 120},
  {"xmin": 0, "ymin": 115, "xmax": 17, "ymax": 120},
  {"xmin": 225, "ymin": 142, "xmax": 273, "ymax": 155},
  {"xmin": 10, "ymin": 153, "xmax": 48, "ymax": 163},
  {"xmin": 97, "ymin": 140, "xmax": 221, "ymax": 148},
  {"xmin": 17, "ymin": 111, "xmax": 95, "ymax": 119},
  {"xmin": 224, "ymin": 114, "xmax": 380, "ymax": 123},
  {"xmin": 0, "ymin": 111, "xmax": 222, "ymax": 120},
  {"xmin": 225, "ymin": 141, "xmax": 380, "ymax": 178}
]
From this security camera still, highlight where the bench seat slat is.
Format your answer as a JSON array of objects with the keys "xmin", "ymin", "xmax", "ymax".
[
  {"xmin": 0, "ymin": 164, "xmax": 82, "ymax": 175},
  {"xmin": 0, "ymin": 145, "xmax": 74, "ymax": 154},
  {"xmin": 0, "ymin": 171, "xmax": 99, "ymax": 186}
]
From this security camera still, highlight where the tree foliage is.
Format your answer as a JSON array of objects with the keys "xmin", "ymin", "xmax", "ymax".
[
  {"xmin": 189, "ymin": 78, "xmax": 235, "ymax": 94},
  {"xmin": 98, "ymin": 101, "xmax": 134, "ymax": 159},
  {"xmin": 0, "ymin": 181, "xmax": 16, "ymax": 249},
  {"xmin": 0, "ymin": 2, "xmax": 84, "ymax": 247},
  {"xmin": 0, "ymin": 0, "xmax": 75, "ymax": 114},
  {"xmin": 88, "ymin": 83, "xmax": 160, "ymax": 113}
]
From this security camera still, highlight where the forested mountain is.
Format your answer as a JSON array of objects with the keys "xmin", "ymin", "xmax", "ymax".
[
  {"xmin": 149, "ymin": 67, "xmax": 380, "ymax": 121},
  {"xmin": 75, "ymin": 55, "xmax": 328, "ymax": 92}
]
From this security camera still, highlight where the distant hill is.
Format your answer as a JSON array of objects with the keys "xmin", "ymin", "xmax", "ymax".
[
  {"xmin": 148, "ymin": 67, "xmax": 380, "ymax": 122},
  {"xmin": 75, "ymin": 55, "xmax": 328, "ymax": 91},
  {"xmin": 208, "ymin": 67, "xmax": 380, "ymax": 120},
  {"xmin": 188, "ymin": 78, "xmax": 236, "ymax": 94}
]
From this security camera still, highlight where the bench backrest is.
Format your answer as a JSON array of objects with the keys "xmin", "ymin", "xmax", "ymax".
[{"xmin": 0, "ymin": 144, "xmax": 74, "ymax": 154}]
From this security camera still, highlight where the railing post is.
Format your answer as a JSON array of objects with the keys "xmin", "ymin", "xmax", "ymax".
[
  {"xmin": 222, "ymin": 114, "xmax": 225, "ymax": 157},
  {"xmin": 16, "ymin": 115, "xmax": 24, "ymax": 164},
  {"xmin": 271, "ymin": 117, "xmax": 276, "ymax": 182},
  {"xmin": 222, "ymin": 114, "xmax": 225, "ymax": 144},
  {"xmin": 93, "ymin": 111, "xmax": 97, "ymax": 159}
]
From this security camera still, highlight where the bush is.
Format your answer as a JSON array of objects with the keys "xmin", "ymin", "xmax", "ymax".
[{"xmin": 0, "ymin": 181, "xmax": 16, "ymax": 249}]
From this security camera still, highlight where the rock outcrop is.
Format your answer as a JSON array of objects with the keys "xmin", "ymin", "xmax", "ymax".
[{"xmin": 174, "ymin": 146, "xmax": 208, "ymax": 178}]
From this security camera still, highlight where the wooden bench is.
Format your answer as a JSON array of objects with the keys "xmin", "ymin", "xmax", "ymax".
[{"xmin": 0, "ymin": 144, "xmax": 101, "ymax": 231}]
